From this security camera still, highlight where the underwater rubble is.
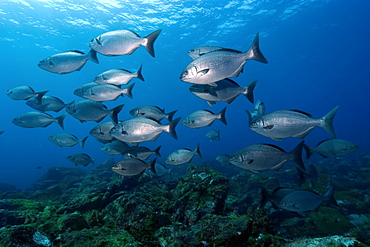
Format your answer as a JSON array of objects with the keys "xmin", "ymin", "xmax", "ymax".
[{"xmin": 0, "ymin": 151, "xmax": 370, "ymax": 246}]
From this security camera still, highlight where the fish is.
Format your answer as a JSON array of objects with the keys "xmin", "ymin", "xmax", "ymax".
[
  {"xmin": 38, "ymin": 49, "xmax": 99, "ymax": 74},
  {"xmin": 67, "ymin": 153, "xmax": 94, "ymax": 166},
  {"xmin": 206, "ymin": 129, "xmax": 220, "ymax": 141},
  {"xmin": 110, "ymin": 117, "xmax": 180, "ymax": 145},
  {"xmin": 180, "ymin": 33, "xmax": 268, "ymax": 86},
  {"xmin": 89, "ymin": 121, "xmax": 117, "ymax": 142},
  {"xmin": 74, "ymin": 83, "xmax": 135, "ymax": 102},
  {"xmin": 188, "ymin": 46, "xmax": 242, "ymax": 59},
  {"xmin": 229, "ymin": 141, "xmax": 305, "ymax": 172},
  {"xmin": 94, "ymin": 65, "xmax": 145, "ymax": 85},
  {"xmin": 216, "ymin": 154, "xmax": 231, "ymax": 166},
  {"xmin": 66, "ymin": 100, "xmax": 124, "ymax": 124},
  {"xmin": 182, "ymin": 107, "xmax": 227, "ymax": 129},
  {"xmin": 73, "ymin": 82, "xmax": 100, "ymax": 96},
  {"xmin": 123, "ymin": 145, "xmax": 161, "ymax": 160},
  {"xmin": 101, "ymin": 140, "xmax": 130, "ymax": 155},
  {"xmin": 246, "ymin": 100, "xmax": 265, "ymax": 120},
  {"xmin": 48, "ymin": 133, "xmax": 88, "ymax": 148},
  {"xmin": 112, "ymin": 158, "xmax": 156, "ymax": 176},
  {"xmin": 129, "ymin": 105, "xmax": 178, "ymax": 122},
  {"xmin": 260, "ymin": 187, "xmax": 295, "ymax": 209},
  {"xmin": 6, "ymin": 86, "xmax": 48, "ymax": 104},
  {"xmin": 26, "ymin": 96, "xmax": 69, "ymax": 112},
  {"xmin": 277, "ymin": 186, "xmax": 338, "ymax": 215},
  {"xmin": 165, "ymin": 143, "xmax": 202, "ymax": 166},
  {"xmin": 304, "ymin": 139, "xmax": 358, "ymax": 159},
  {"xmin": 189, "ymin": 79, "xmax": 257, "ymax": 106},
  {"xmin": 89, "ymin": 29, "xmax": 162, "ymax": 57},
  {"xmin": 12, "ymin": 112, "xmax": 67, "ymax": 129},
  {"xmin": 249, "ymin": 106, "xmax": 339, "ymax": 140}
]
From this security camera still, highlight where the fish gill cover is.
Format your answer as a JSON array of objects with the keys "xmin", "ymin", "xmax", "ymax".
[{"xmin": 0, "ymin": 0, "xmax": 369, "ymax": 246}]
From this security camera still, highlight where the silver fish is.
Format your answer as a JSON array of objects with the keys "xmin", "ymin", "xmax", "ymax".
[
  {"xmin": 229, "ymin": 141, "xmax": 305, "ymax": 172},
  {"xmin": 180, "ymin": 33, "xmax": 268, "ymax": 86},
  {"xmin": 129, "ymin": 105, "xmax": 178, "ymax": 122},
  {"xmin": 165, "ymin": 143, "xmax": 202, "ymax": 166},
  {"xmin": 38, "ymin": 50, "xmax": 99, "ymax": 74},
  {"xmin": 48, "ymin": 133, "xmax": 88, "ymax": 148},
  {"xmin": 110, "ymin": 117, "xmax": 180, "ymax": 145},
  {"xmin": 112, "ymin": 158, "xmax": 156, "ymax": 176},
  {"xmin": 216, "ymin": 154, "xmax": 231, "ymax": 166},
  {"xmin": 73, "ymin": 82, "xmax": 100, "ymax": 96},
  {"xmin": 188, "ymin": 46, "xmax": 242, "ymax": 59},
  {"xmin": 12, "ymin": 112, "xmax": 66, "ymax": 129},
  {"xmin": 206, "ymin": 129, "xmax": 220, "ymax": 141},
  {"xmin": 123, "ymin": 145, "xmax": 161, "ymax": 160},
  {"xmin": 94, "ymin": 65, "xmax": 144, "ymax": 85},
  {"xmin": 101, "ymin": 140, "xmax": 130, "ymax": 155},
  {"xmin": 304, "ymin": 139, "xmax": 358, "ymax": 159},
  {"xmin": 189, "ymin": 79, "xmax": 257, "ymax": 106},
  {"xmin": 66, "ymin": 100, "xmax": 124, "ymax": 124},
  {"xmin": 89, "ymin": 29, "xmax": 162, "ymax": 57},
  {"xmin": 182, "ymin": 107, "xmax": 227, "ymax": 129},
  {"xmin": 74, "ymin": 83, "xmax": 135, "ymax": 102},
  {"xmin": 6, "ymin": 86, "xmax": 48, "ymax": 104},
  {"xmin": 277, "ymin": 186, "xmax": 338, "ymax": 215},
  {"xmin": 89, "ymin": 121, "xmax": 117, "ymax": 142},
  {"xmin": 26, "ymin": 96, "xmax": 68, "ymax": 112},
  {"xmin": 246, "ymin": 100, "xmax": 265, "ymax": 120},
  {"xmin": 249, "ymin": 106, "xmax": 339, "ymax": 140},
  {"xmin": 67, "ymin": 153, "xmax": 94, "ymax": 166}
]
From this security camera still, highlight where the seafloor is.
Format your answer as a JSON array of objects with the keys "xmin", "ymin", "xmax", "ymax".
[{"xmin": 0, "ymin": 149, "xmax": 370, "ymax": 247}]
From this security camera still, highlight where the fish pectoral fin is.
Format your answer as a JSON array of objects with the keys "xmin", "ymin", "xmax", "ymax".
[
  {"xmin": 197, "ymin": 69, "xmax": 209, "ymax": 76},
  {"xmin": 263, "ymin": 125, "xmax": 274, "ymax": 130},
  {"xmin": 247, "ymin": 159, "xmax": 254, "ymax": 164},
  {"xmin": 207, "ymin": 101, "xmax": 216, "ymax": 107}
]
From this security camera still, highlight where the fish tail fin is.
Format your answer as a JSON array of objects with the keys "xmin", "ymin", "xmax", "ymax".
[
  {"xmin": 194, "ymin": 143, "xmax": 202, "ymax": 158},
  {"xmin": 148, "ymin": 158, "xmax": 157, "ymax": 175},
  {"xmin": 242, "ymin": 80, "xmax": 258, "ymax": 104},
  {"xmin": 166, "ymin": 110, "xmax": 178, "ymax": 122},
  {"xmin": 87, "ymin": 49, "xmax": 99, "ymax": 64},
  {"xmin": 166, "ymin": 117, "xmax": 181, "ymax": 140},
  {"xmin": 135, "ymin": 64, "xmax": 145, "ymax": 81},
  {"xmin": 290, "ymin": 140, "xmax": 306, "ymax": 172},
  {"xmin": 143, "ymin": 29, "xmax": 162, "ymax": 57},
  {"xmin": 153, "ymin": 145, "xmax": 162, "ymax": 157},
  {"xmin": 303, "ymin": 144, "xmax": 315, "ymax": 159},
  {"xmin": 122, "ymin": 83, "xmax": 135, "ymax": 99},
  {"xmin": 245, "ymin": 32, "xmax": 268, "ymax": 64},
  {"xmin": 79, "ymin": 136, "xmax": 88, "ymax": 148},
  {"xmin": 34, "ymin": 90, "xmax": 49, "ymax": 105},
  {"xmin": 56, "ymin": 113, "xmax": 67, "ymax": 130},
  {"xmin": 110, "ymin": 104, "xmax": 124, "ymax": 124},
  {"xmin": 323, "ymin": 185, "xmax": 338, "ymax": 207},
  {"xmin": 259, "ymin": 187, "xmax": 270, "ymax": 209},
  {"xmin": 218, "ymin": 106, "xmax": 228, "ymax": 125},
  {"xmin": 320, "ymin": 106, "xmax": 339, "ymax": 138}
]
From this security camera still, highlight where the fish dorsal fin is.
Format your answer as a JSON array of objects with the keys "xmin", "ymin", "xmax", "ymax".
[
  {"xmin": 129, "ymin": 30, "xmax": 141, "ymax": 38},
  {"xmin": 224, "ymin": 78, "xmax": 240, "ymax": 87},
  {"xmin": 68, "ymin": 50, "xmax": 85, "ymax": 54},
  {"xmin": 262, "ymin": 143, "xmax": 286, "ymax": 152},
  {"xmin": 218, "ymin": 48, "xmax": 243, "ymax": 53},
  {"xmin": 289, "ymin": 109, "xmax": 313, "ymax": 118},
  {"xmin": 118, "ymin": 68, "xmax": 131, "ymax": 73}
]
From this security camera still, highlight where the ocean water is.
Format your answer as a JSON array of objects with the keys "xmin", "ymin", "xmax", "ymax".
[{"xmin": 0, "ymin": 0, "xmax": 369, "ymax": 189}]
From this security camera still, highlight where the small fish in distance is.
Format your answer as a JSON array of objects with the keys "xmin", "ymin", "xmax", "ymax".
[
  {"xmin": 38, "ymin": 49, "xmax": 99, "ymax": 74},
  {"xmin": 6, "ymin": 86, "xmax": 48, "ymax": 105},
  {"xmin": 90, "ymin": 29, "xmax": 162, "ymax": 57},
  {"xmin": 67, "ymin": 153, "xmax": 94, "ymax": 166},
  {"xmin": 129, "ymin": 105, "xmax": 178, "ymax": 122},
  {"xmin": 112, "ymin": 158, "xmax": 157, "ymax": 176},
  {"xmin": 48, "ymin": 133, "xmax": 88, "ymax": 148},
  {"xmin": 304, "ymin": 139, "xmax": 358, "ymax": 159},
  {"xmin": 165, "ymin": 143, "xmax": 202, "ymax": 166},
  {"xmin": 94, "ymin": 65, "xmax": 144, "ymax": 85},
  {"xmin": 12, "ymin": 112, "xmax": 67, "ymax": 129},
  {"xmin": 182, "ymin": 107, "xmax": 227, "ymax": 129}
]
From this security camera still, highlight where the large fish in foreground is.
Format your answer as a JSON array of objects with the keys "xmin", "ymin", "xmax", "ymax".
[
  {"xmin": 12, "ymin": 112, "xmax": 66, "ymax": 129},
  {"xmin": 189, "ymin": 79, "xmax": 257, "ymax": 106},
  {"xmin": 66, "ymin": 100, "xmax": 124, "ymax": 124},
  {"xmin": 304, "ymin": 139, "xmax": 358, "ymax": 159},
  {"xmin": 180, "ymin": 33, "xmax": 268, "ymax": 86},
  {"xmin": 38, "ymin": 50, "xmax": 99, "ymax": 74},
  {"xmin": 110, "ymin": 117, "xmax": 180, "ymax": 145},
  {"xmin": 229, "ymin": 141, "xmax": 305, "ymax": 172},
  {"xmin": 249, "ymin": 106, "xmax": 339, "ymax": 140},
  {"xmin": 89, "ymin": 29, "xmax": 162, "ymax": 57}
]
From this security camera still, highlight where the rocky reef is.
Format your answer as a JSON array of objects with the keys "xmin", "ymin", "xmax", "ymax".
[{"xmin": 1, "ymin": 150, "xmax": 370, "ymax": 246}]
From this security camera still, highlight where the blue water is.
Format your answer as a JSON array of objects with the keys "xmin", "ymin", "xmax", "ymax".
[{"xmin": 0, "ymin": 0, "xmax": 369, "ymax": 189}]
